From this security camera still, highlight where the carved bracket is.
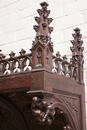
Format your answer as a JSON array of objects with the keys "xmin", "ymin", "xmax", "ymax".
[{"xmin": 31, "ymin": 96, "xmax": 55, "ymax": 125}]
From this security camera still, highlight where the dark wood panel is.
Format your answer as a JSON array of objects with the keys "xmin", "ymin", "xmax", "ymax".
[{"xmin": 0, "ymin": 73, "xmax": 31, "ymax": 93}]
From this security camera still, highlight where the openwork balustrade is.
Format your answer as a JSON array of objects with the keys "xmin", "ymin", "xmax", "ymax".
[
  {"xmin": 0, "ymin": 27, "xmax": 84, "ymax": 85},
  {"xmin": 0, "ymin": 49, "xmax": 32, "ymax": 76},
  {"xmin": 52, "ymin": 52, "xmax": 77, "ymax": 80}
]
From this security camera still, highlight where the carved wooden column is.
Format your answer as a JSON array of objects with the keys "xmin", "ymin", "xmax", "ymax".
[
  {"xmin": 70, "ymin": 28, "xmax": 84, "ymax": 84},
  {"xmin": 31, "ymin": 2, "xmax": 53, "ymax": 71}
]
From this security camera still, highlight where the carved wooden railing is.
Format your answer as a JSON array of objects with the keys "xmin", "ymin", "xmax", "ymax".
[
  {"xmin": 0, "ymin": 49, "xmax": 32, "ymax": 76},
  {"xmin": 52, "ymin": 52, "xmax": 77, "ymax": 80},
  {"xmin": 0, "ymin": 28, "xmax": 84, "ymax": 85},
  {"xmin": 0, "ymin": 48, "xmax": 77, "ymax": 81}
]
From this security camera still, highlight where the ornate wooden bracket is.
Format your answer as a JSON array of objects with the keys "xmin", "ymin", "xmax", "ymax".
[{"xmin": 31, "ymin": 96, "xmax": 55, "ymax": 125}]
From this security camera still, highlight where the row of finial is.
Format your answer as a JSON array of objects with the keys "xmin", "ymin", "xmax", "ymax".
[
  {"xmin": 0, "ymin": 49, "xmax": 32, "ymax": 75},
  {"xmin": 0, "ymin": 49, "xmax": 30, "ymax": 60}
]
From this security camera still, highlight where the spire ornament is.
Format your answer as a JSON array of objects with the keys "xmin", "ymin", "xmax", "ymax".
[
  {"xmin": 70, "ymin": 27, "xmax": 84, "ymax": 84},
  {"xmin": 31, "ymin": 2, "xmax": 54, "ymax": 70},
  {"xmin": 31, "ymin": 1, "xmax": 53, "ymax": 50}
]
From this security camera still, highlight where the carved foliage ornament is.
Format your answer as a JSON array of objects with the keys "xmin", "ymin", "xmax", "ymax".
[{"xmin": 32, "ymin": 1, "xmax": 54, "ymax": 52}]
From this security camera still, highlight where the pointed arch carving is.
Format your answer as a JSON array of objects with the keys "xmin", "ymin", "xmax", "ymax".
[
  {"xmin": 36, "ymin": 47, "xmax": 42, "ymax": 66},
  {"xmin": 46, "ymin": 47, "xmax": 50, "ymax": 65},
  {"xmin": 53, "ymin": 94, "xmax": 81, "ymax": 130}
]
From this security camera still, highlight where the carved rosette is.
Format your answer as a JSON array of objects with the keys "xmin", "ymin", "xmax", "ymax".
[
  {"xmin": 31, "ymin": 2, "xmax": 53, "ymax": 51},
  {"xmin": 70, "ymin": 28, "xmax": 84, "ymax": 84}
]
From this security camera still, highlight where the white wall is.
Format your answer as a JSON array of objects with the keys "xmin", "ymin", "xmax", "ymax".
[{"xmin": 0, "ymin": 0, "xmax": 87, "ymax": 127}]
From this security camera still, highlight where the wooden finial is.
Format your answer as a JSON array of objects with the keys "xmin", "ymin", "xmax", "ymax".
[{"xmin": 70, "ymin": 28, "xmax": 84, "ymax": 84}]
